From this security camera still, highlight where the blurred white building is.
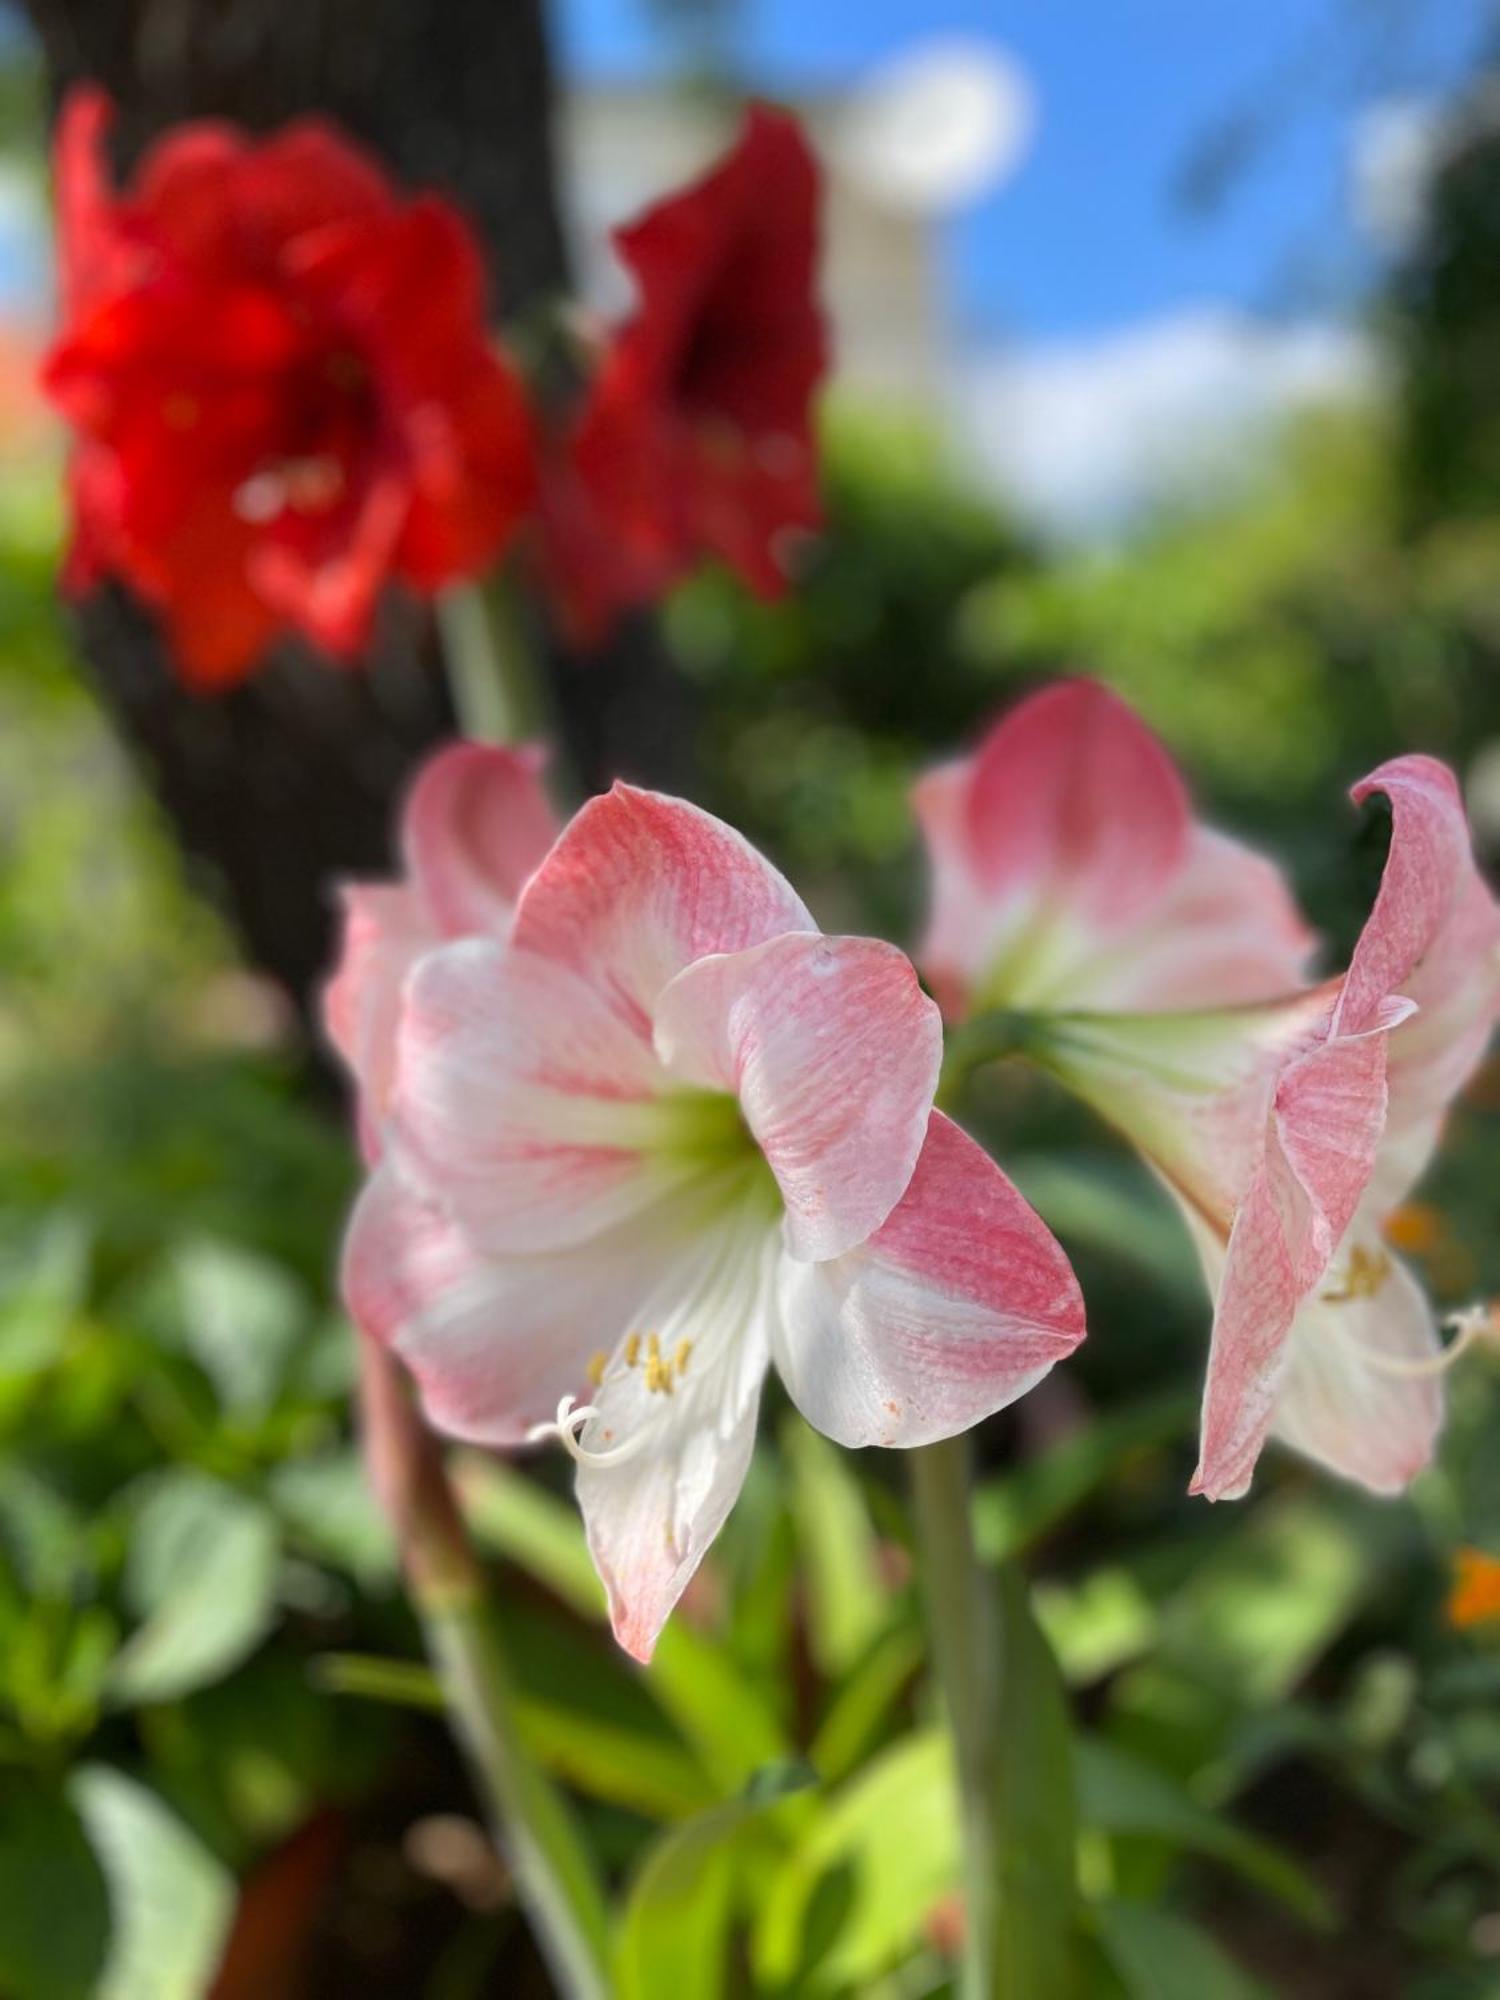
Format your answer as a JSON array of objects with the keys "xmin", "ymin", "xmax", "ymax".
[{"xmin": 558, "ymin": 40, "xmax": 1035, "ymax": 399}]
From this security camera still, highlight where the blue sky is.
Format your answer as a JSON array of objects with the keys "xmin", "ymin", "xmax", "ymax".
[{"xmin": 557, "ymin": 0, "xmax": 1490, "ymax": 339}]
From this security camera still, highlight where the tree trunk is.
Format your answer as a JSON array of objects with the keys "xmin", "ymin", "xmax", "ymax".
[{"xmin": 21, "ymin": 0, "xmax": 697, "ymax": 1019}]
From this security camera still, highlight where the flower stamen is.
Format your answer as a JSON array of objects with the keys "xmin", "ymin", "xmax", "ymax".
[
  {"xmin": 1348, "ymin": 1301, "xmax": 1498, "ymax": 1380},
  {"xmin": 524, "ymin": 1393, "xmax": 648, "ymax": 1468}
]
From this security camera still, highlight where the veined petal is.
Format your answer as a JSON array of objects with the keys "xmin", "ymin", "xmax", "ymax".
[
  {"xmin": 1036, "ymin": 989, "xmax": 1335, "ymax": 1233},
  {"xmin": 773, "ymin": 1112, "xmax": 1085, "ymax": 1448},
  {"xmin": 1049, "ymin": 825, "xmax": 1318, "ymax": 1014},
  {"xmin": 574, "ymin": 1199, "xmax": 782, "ymax": 1661},
  {"xmin": 391, "ymin": 939, "xmax": 681, "ymax": 1252},
  {"xmin": 1192, "ymin": 1028, "xmax": 1392, "ymax": 1500},
  {"xmin": 340, "ymin": 1164, "xmax": 668, "ymax": 1444},
  {"xmin": 1271, "ymin": 1234, "xmax": 1444, "ymax": 1493},
  {"xmin": 1345, "ymin": 759, "xmax": 1500, "ymax": 1196},
  {"xmin": 1338, "ymin": 756, "xmax": 1484, "ymax": 1038},
  {"xmin": 653, "ymin": 932, "xmax": 942, "ymax": 1260},
  {"xmin": 323, "ymin": 882, "xmax": 438, "ymax": 1152},
  {"xmin": 511, "ymin": 784, "xmax": 814, "ymax": 1034},
  {"xmin": 402, "ymin": 740, "xmax": 558, "ymax": 938},
  {"xmin": 914, "ymin": 680, "xmax": 1192, "ymax": 1013}
]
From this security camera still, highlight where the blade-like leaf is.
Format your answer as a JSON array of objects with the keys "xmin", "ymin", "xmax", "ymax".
[
  {"xmin": 783, "ymin": 1415, "xmax": 887, "ymax": 1678},
  {"xmin": 617, "ymin": 1772, "xmax": 810, "ymax": 2000},
  {"xmin": 754, "ymin": 1729, "xmax": 958, "ymax": 1991},
  {"xmin": 1095, "ymin": 1899, "xmax": 1268, "ymax": 2000},
  {"xmin": 1077, "ymin": 1738, "xmax": 1329, "ymax": 1926},
  {"xmin": 990, "ymin": 1561, "xmax": 1079, "ymax": 2000}
]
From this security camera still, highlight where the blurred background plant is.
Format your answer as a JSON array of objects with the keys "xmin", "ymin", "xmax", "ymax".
[{"xmin": 2, "ymin": 0, "xmax": 1500, "ymax": 1994}]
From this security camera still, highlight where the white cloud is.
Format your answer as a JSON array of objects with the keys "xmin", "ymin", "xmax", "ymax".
[
  {"xmin": 1350, "ymin": 96, "xmax": 1445, "ymax": 251},
  {"xmin": 951, "ymin": 307, "xmax": 1377, "ymax": 542},
  {"xmin": 830, "ymin": 37, "xmax": 1037, "ymax": 217}
]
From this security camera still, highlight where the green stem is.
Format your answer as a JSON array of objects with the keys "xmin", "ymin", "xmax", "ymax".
[
  {"xmin": 421, "ymin": 1585, "xmax": 612, "ymax": 2000},
  {"xmin": 357, "ymin": 1342, "xmax": 609, "ymax": 1998},
  {"xmin": 910, "ymin": 1432, "xmax": 1001, "ymax": 2000},
  {"xmin": 437, "ymin": 579, "xmax": 545, "ymax": 746},
  {"xmin": 936, "ymin": 1008, "xmax": 1043, "ymax": 1111}
]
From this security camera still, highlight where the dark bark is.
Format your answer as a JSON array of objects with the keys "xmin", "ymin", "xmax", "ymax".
[{"xmin": 21, "ymin": 0, "xmax": 698, "ymax": 1019}]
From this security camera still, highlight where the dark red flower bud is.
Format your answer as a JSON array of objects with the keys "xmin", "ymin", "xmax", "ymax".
[{"xmin": 540, "ymin": 104, "xmax": 828, "ymax": 645}]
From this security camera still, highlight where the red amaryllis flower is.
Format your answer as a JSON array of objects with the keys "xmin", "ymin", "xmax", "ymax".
[
  {"xmin": 44, "ymin": 87, "xmax": 535, "ymax": 690},
  {"xmin": 540, "ymin": 104, "xmax": 828, "ymax": 643}
]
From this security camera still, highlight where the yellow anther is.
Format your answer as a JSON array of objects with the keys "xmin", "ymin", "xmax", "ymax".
[
  {"xmin": 673, "ymin": 1338, "xmax": 693, "ymax": 1378},
  {"xmin": 586, "ymin": 1350, "xmax": 607, "ymax": 1388},
  {"xmin": 646, "ymin": 1332, "xmax": 663, "ymax": 1365},
  {"xmin": 644, "ymin": 1353, "xmax": 674, "ymax": 1395},
  {"xmin": 1322, "ymin": 1244, "xmax": 1392, "ymax": 1305},
  {"xmin": 623, "ymin": 1332, "xmax": 641, "ymax": 1368}
]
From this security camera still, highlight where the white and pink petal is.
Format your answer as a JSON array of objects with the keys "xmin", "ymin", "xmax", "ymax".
[
  {"xmin": 391, "ymin": 938, "xmax": 680, "ymax": 1253},
  {"xmin": 402, "ymin": 739, "xmax": 559, "ymax": 938},
  {"xmin": 573, "ymin": 1203, "xmax": 783, "ymax": 1661},
  {"xmin": 653, "ymin": 931, "xmax": 942, "ymax": 1261},
  {"xmin": 511, "ymin": 783, "xmax": 814, "ymax": 1034},
  {"xmin": 1270, "ymin": 1234, "xmax": 1444, "ymax": 1493},
  {"xmin": 771, "ymin": 1112, "xmax": 1085, "ymax": 1448}
]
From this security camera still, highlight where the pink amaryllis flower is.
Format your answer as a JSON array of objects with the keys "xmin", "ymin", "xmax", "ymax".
[
  {"xmin": 324, "ymin": 741, "xmax": 558, "ymax": 1152},
  {"xmin": 915, "ymin": 685, "xmax": 1500, "ymax": 1502},
  {"xmin": 914, "ymin": 678, "xmax": 1317, "ymax": 1019},
  {"xmin": 344, "ymin": 783, "xmax": 1085, "ymax": 1659}
]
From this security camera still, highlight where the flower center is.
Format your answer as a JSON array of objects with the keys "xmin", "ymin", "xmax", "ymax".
[{"xmin": 1320, "ymin": 1243, "xmax": 1392, "ymax": 1304}]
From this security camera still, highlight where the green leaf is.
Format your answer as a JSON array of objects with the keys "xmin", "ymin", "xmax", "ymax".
[
  {"xmin": 989, "ymin": 1562, "xmax": 1080, "ymax": 2000},
  {"xmin": 809, "ymin": 1624, "xmax": 923, "ymax": 1782},
  {"xmin": 1032, "ymin": 1567, "xmax": 1158, "ymax": 1686},
  {"xmin": 151, "ymin": 1237, "xmax": 307, "ymax": 1416},
  {"xmin": 315, "ymin": 1647, "xmax": 718, "ymax": 1821},
  {"xmin": 0, "ymin": 1213, "xmax": 90, "ymax": 1398},
  {"xmin": 754, "ymin": 1728, "xmax": 958, "ymax": 1991},
  {"xmin": 0, "ymin": 1782, "xmax": 109, "ymax": 2000},
  {"xmin": 517, "ymin": 1697, "xmax": 719, "ymax": 1821},
  {"xmin": 269, "ymin": 1448, "xmax": 395, "ymax": 1587},
  {"xmin": 107, "ymin": 1471, "xmax": 280, "ymax": 1705},
  {"xmin": 1077, "ymin": 1738, "xmax": 1329, "ymax": 1926},
  {"xmin": 70, "ymin": 1766, "xmax": 234, "ymax": 2000},
  {"xmin": 617, "ymin": 1775, "xmax": 807, "ymax": 2000},
  {"xmin": 783, "ymin": 1415, "xmax": 887, "ymax": 1677},
  {"xmin": 1094, "ymin": 1899, "xmax": 1268, "ymax": 2000}
]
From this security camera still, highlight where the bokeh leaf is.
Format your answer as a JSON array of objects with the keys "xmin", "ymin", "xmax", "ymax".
[
  {"xmin": 70, "ymin": 1765, "xmax": 233, "ymax": 2000},
  {"xmin": 1078, "ymin": 1738, "xmax": 1329, "ymax": 1925},
  {"xmin": 783, "ymin": 1415, "xmax": 886, "ymax": 1677},
  {"xmin": 990, "ymin": 1561, "xmax": 1079, "ymax": 2000},
  {"xmin": 107, "ymin": 1471, "xmax": 280, "ymax": 1705},
  {"xmin": 0, "ymin": 1782, "xmax": 109, "ymax": 2000},
  {"xmin": 754, "ymin": 1728, "xmax": 957, "ymax": 1990},
  {"xmin": 1094, "ymin": 1898, "xmax": 1268, "ymax": 2000},
  {"xmin": 616, "ymin": 1769, "xmax": 810, "ymax": 2000}
]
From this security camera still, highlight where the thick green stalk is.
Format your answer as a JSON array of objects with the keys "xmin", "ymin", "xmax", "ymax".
[
  {"xmin": 358, "ymin": 1343, "xmax": 609, "ymax": 1998},
  {"xmin": 910, "ymin": 1432, "xmax": 1000, "ymax": 2000},
  {"xmin": 911, "ymin": 1435, "xmax": 1079, "ymax": 1999},
  {"xmin": 437, "ymin": 578, "xmax": 545, "ymax": 745},
  {"xmin": 421, "ymin": 1586, "xmax": 611, "ymax": 2000}
]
